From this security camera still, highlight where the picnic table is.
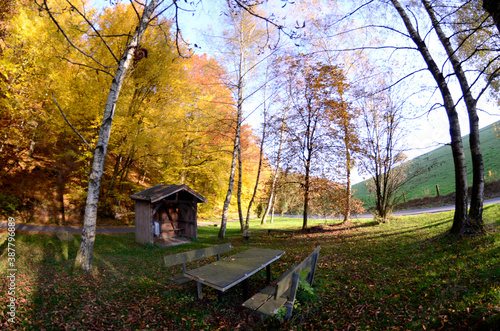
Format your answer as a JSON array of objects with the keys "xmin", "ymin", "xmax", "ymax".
[{"xmin": 183, "ymin": 248, "xmax": 285, "ymax": 300}]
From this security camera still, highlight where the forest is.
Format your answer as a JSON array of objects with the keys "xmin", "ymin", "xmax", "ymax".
[{"xmin": 2, "ymin": 1, "xmax": 500, "ymax": 251}]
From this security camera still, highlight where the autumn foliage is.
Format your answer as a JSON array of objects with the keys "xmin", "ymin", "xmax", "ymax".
[{"xmin": 0, "ymin": 2, "xmax": 263, "ymax": 224}]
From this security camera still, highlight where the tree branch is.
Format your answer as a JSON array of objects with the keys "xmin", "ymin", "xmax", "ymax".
[
  {"xmin": 38, "ymin": 0, "xmax": 113, "ymax": 69},
  {"xmin": 55, "ymin": 56, "xmax": 114, "ymax": 77},
  {"xmin": 52, "ymin": 93, "xmax": 93, "ymax": 151},
  {"xmin": 64, "ymin": 0, "xmax": 120, "ymax": 64}
]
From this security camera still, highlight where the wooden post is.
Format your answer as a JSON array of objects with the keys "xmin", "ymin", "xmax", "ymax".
[
  {"xmin": 197, "ymin": 282, "xmax": 203, "ymax": 300},
  {"xmin": 436, "ymin": 184, "xmax": 440, "ymax": 197},
  {"xmin": 403, "ymin": 191, "xmax": 406, "ymax": 203},
  {"xmin": 284, "ymin": 273, "xmax": 300, "ymax": 321}
]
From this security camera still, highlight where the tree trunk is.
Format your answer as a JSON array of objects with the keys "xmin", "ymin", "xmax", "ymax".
[
  {"xmin": 483, "ymin": 0, "xmax": 500, "ymax": 34},
  {"xmin": 422, "ymin": 0, "xmax": 484, "ymax": 234},
  {"xmin": 261, "ymin": 190, "xmax": 273, "ymax": 225},
  {"xmin": 343, "ymin": 114, "xmax": 352, "ymax": 223},
  {"xmin": 0, "ymin": 117, "xmax": 13, "ymax": 155},
  {"xmin": 246, "ymin": 68, "xmax": 270, "ymax": 229},
  {"xmin": 57, "ymin": 168, "xmax": 66, "ymax": 224},
  {"xmin": 303, "ymin": 163, "xmax": 310, "ymax": 230},
  {"xmin": 390, "ymin": 0, "xmax": 469, "ymax": 233},
  {"xmin": 246, "ymin": 114, "xmax": 266, "ymax": 230},
  {"xmin": 74, "ymin": 0, "xmax": 159, "ymax": 271},
  {"xmin": 28, "ymin": 122, "xmax": 38, "ymax": 158},
  {"xmin": 219, "ymin": 84, "xmax": 243, "ymax": 239},
  {"xmin": 262, "ymin": 108, "xmax": 287, "ymax": 225},
  {"xmin": 344, "ymin": 161, "xmax": 351, "ymax": 223},
  {"xmin": 270, "ymin": 193, "xmax": 276, "ymax": 223},
  {"xmin": 237, "ymin": 142, "xmax": 244, "ymax": 231}
]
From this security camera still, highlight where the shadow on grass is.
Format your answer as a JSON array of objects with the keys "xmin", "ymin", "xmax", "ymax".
[
  {"xmin": 15, "ymin": 232, "xmax": 262, "ymax": 329},
  {"xmin": 317, "ymin": 220, "xmax": 379, "ymax": 230}
]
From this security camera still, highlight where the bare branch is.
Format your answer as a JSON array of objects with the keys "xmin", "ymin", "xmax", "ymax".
[
  {"xmin": 52, "ymin": 93, "xmax": 93, "ymax": 151},
  {"xmin": 326, "ymin": 24, "xmax": 410, "ymax": 39},
  {"xmin": 232, "ymin": 0, "xmax": 296, "ymax": 42},
  {"xmin": 39, "ymin": 0, "xmax": 113, "ymax": 69},
  {"xmin": 55, "ymin": 56, "xmax": 114, "ymax": 77},
  {"xmin": 172, "ymin": 0, "xmax": 193, "ymax": 58},
  {"xmin": 328, "ymin": 0, "xmax": 376, "ymax": 27},
  {"xmin": 64, "ymin": 0, "xmax": 120, "ymax": 64}
]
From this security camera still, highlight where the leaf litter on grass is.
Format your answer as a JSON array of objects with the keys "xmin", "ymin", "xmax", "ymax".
[{"xmin": 1, "ymin": 208, "xmax": 500, "ymax": 330}]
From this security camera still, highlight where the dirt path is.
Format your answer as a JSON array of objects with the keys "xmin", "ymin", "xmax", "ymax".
[{"xmin": 0, "ymin": 218, "xmax": 240, "ymax": 233}]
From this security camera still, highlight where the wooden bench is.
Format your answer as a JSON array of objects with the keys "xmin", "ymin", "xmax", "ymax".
[
  {"xmin": 267, "ymin": 229, "xmax": 295, "ymax": 237},
  {"xmin": 242, "ymin": 246, "xmax": 320, "ymax": 320},
  {"xmin": 164, "ymin": 243, "xmax": 232, "ymax": 285}
]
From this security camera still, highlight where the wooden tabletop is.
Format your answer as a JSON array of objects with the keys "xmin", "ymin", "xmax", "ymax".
[{"xmin": 184, "ymin": 248, "xmax": 285, "ymax": 292}]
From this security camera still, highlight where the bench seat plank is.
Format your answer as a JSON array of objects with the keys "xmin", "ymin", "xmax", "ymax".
[
  {"xmin": 241, "ymin": 285, "xmax": 276, "ymax": 310},
  {"xmin": 242, "ymin": 246, "xmax": 320, "ymax": 320},
  {"xmin": 169, "ymin": 274, "xmax": 192, "ymax": 285},
  {"xmin": 256, "ymin": 293, "xmax": 289, "ymax": 316}
]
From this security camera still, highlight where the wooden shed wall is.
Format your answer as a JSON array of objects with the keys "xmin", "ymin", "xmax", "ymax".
[
  {"xmin": 135, "ymin": 200, "xmax": 153, "ymax": 244},
  {"xmin": 178, "ymin": 202, "xmax": 197, "ymax": 238}
]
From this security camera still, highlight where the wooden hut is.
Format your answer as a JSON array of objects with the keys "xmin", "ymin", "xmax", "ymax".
[{"xmin": 130, "ymin": 184, "xmax": 206, "ymax": 244}]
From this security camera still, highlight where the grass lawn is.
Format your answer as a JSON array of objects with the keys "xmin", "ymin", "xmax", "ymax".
[{"xmin": 1, "ymin": 206, "xmax": 500, "ymax": 330}]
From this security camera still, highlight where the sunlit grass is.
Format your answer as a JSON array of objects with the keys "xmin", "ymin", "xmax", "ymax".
[{"xmin": 1, "ymin": 205, "xmax": 499, "ymax": 329}]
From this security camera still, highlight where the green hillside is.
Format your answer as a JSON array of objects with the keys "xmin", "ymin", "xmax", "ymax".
[{"xmin": 353, "ymin": 121, "xmax": 500, "ymax": 207}]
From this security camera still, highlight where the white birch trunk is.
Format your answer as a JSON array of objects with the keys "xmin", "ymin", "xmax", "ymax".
[{"xmin": 74, "ymin": 0, "xmax": 159, "ymax": 271}]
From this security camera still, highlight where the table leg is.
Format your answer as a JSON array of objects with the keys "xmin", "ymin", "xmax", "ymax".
[
  {"xmin": 243, "ymin": 278, "xmax": 249, "ymax": 300},
  {"xmin": 266, "ymin": 265, "xmax": 271, "ymax": 283},
  {"xmin": 196, "ymin": 282, "xmax": 203, "ymax": 300}
]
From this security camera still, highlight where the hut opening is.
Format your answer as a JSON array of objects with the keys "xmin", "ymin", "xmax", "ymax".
[{"xmin": 130, "ymin": 184, "xmax": 206, "ymax": 244}]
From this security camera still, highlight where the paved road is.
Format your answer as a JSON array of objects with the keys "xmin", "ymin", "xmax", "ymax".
[
  {"xmin": 267, "ymin": 197, "xmax": 500, "ymax": 220},
  {"xmin": 1, "ymin": 198, "xmax": 499, "ymax": 233},
  {"xmin": 392, "ymin": 197, "xmax": 500, "ymax": 217}
]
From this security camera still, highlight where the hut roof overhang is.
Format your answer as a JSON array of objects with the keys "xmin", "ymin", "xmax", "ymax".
[{"xmin": 129, "ymin": 184, "xmax": 207, "ymax": 204}]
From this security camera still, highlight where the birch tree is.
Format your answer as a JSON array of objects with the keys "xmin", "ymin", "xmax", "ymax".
[
  {"xmin": 216, "ymin": 5, "xmax": 268, "ymax": 238},
  {"xmin": 261, "ymin": 104, "xmax": 288, "ymax": 225},
  {"xmin": 36, "ymin": 0, "xmax": 187, "ymax": 271}
]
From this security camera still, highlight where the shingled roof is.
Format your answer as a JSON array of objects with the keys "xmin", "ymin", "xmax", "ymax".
[{"xmin": 130, "ymin": 184, "xmax": 207, "ymax": 203}]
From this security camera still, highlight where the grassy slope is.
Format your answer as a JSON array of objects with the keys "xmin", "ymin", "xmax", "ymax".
[
  {"xmin": 353, "ymin": 120, "xmax": 500, "ymax": 207},
  {"xmin": 1, "ymin": 206, "xmax": 500, "ymax": 330}
]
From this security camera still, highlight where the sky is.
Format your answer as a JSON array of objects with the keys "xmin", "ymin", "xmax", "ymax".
[
  {"xmin": 173, "ymin": 1, "xmax": 500, "ymax": 182},
  {"xmin": 92, "ymin": 0, "xmax": 500, "ymax": 184}
]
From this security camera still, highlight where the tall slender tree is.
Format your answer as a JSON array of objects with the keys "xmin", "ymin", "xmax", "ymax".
[
  {"xmin": 359, "ymin": 89, "xmax": 408, "ymax": 221},
  {"xmin": 422, "ymin": 0, "xmax": 485, "ymax": 234},
  {"xmin": 387, "ymin": 0, "xmax": 469, "ymax": 231},
  {"xmin": 281, "ymin": 57, "xmax": 350, "ymax": 229},
  {"xmin": 216, "ymin": 4, "xmax": 268, "ymax": 238}
]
